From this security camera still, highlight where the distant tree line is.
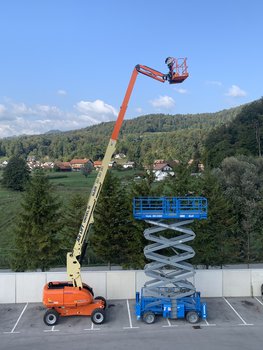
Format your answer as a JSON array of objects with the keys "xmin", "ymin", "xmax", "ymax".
[{"xmin": 0, "ymin": 106, "xmax": 242, "ymax": 165}]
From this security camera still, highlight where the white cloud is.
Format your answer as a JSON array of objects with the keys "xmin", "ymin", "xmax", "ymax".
[
  {"xmin": 57, "ymin": 89, "xmax": 67, "ymax": 95},
  {"xmin": 0, "ymin": 104, "xmax": 6, "ymax": 114},
  {"xmin": 12, "ymin": 102, "xmax": 32, "ymax": 115},
  {"xmin": 225, "ymin": 85, "xmax": 247, "ymax": 97},
  {"xmin": 35, "ymin": 104, "xmax": 62, "ymax": 116},
  {"xmin": 75, "ymin": 99, "xmax": 118, "ymax": 117},
  {"xmin": 135, "ymin": 107, "xmax": 143, "ymax": 113},
  {"xmin": 150, "ymin": 95, "xmax": 175, "ymax": 109},
  {"xmin": 0, "ymin": 99, "xmax": 119, "ymax": 138}
]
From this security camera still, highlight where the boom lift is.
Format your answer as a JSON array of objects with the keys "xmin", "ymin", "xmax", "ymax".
[{"xmin": 42, "ymin": 57, "xmax": 188, "ymax": 326}]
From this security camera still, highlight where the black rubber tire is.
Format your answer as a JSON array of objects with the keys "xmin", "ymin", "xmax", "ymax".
[
  {"xmin": 94, "ymin": 296, "xmax": 107, "ymax": 309},
  {"xmin": 91, "ymin": 308, "xmax": 106, "ymax": 324},
  {"xmin": 186, "ymin": 311, "xmax": 199, "ymax": 324},
  {"xmin": 142, "ymin": 311, "xmax": 155, "ymax": 324},
  {"xmin": 43, "ymin": 309, "xmax": 59, "ymax": 326}
]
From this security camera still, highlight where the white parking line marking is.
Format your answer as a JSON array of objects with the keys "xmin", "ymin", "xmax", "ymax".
[
  {"xmin": 4, "ymin": 303, "xmax": 28, "ymax": 334},
  {"xmin": 44, "ymin": 326, "xmax": 59, "ymax": 332},
  {"xmin": 162, "ymin": 318, "xmax": 178, "ymax": 327},
  {"xmin": 223, "ymin": 297, "xmax": 253, "ymax": 326},
  {"xmin": 255, "ymin": 297, "xmax": 263, "ymax": 306},
  {"xmin": 84, "ymin": 322, "xmax": 100, "ymax": 331},
  {"xmin": 203, "ymin": 319, "xmax": 216, "ymax": 326},
  {"xmin": 123, "ymin": 300, "xmax": 139, "ymax": 329}
]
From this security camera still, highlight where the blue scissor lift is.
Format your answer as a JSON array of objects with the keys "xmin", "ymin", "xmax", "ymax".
[{"xmin": 133, "ymin": 197, "xmax": 208, "ymax": 324}]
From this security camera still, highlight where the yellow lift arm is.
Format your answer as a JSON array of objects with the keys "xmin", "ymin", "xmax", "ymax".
[{"xmin": 66, "ymin": 60, "xmax": 188, "ymax": 288}]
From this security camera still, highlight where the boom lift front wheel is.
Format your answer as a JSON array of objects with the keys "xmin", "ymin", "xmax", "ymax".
[
  {"xmin": 91, "ymin": 308, "xmax": 106, "ymax": 324},
  {"xmin": 43, "ymin": 309, "xmax": 60, "ymax": 326}
]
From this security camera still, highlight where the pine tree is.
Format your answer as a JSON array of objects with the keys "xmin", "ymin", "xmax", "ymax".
[
  {"xmin": 11, "ymin": 170, "xmax": 64, "ymax": 271},
  {"xmin": 127, "ymin": 171, "xmax": 166, "ymax": 269},
  {"xmin": 63, "ymin": 193, "xmax": 87, "ymax": 250},
  {"xmin": 90, "ymin": 171, "xmax": 144, "ymax": 269},
  {"xmin": 2, "ymin": 156, "xmax": 30, "ymax": 191},
  {"xmin": 192, "ymin": 170, "xmax": 238, "ymax": 268},
  {"xmin": 164, "ymin": 162, "xmax": 201, "ymax": 196},
  {"xmin": 216, "ymin": 156, "xmax": 263, "ymax": 266}
]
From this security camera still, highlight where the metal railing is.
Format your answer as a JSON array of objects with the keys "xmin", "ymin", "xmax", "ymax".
[{"xmin": 133, "ymin": 197, "xmax": 207, "ymax": 220}]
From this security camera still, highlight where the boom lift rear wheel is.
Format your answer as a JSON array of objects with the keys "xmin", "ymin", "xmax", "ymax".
[
  {"xmin": 94, "ymin": 296, "xmax": 107, "ymax": 309},
  {"xmin": 43, "ymin": 309, "xmax": 59, "ymax": 326}
]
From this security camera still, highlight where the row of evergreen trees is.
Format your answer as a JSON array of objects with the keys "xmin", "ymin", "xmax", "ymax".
[{"xmin": 6, "ymin": 154, "xmax": 263, "ymax": 271}]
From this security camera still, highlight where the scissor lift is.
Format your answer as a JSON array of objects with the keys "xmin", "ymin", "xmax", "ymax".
[{"xmin": 133, "ymin": 197, "xmax": 208, "ymax": 324}]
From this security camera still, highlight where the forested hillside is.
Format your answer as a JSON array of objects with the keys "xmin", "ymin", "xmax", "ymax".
[
  {"xmin": 2, "ymin": 99, "xmax": 263, "ymax": 270},
  {"xmin": 0, "ymin": 105, "xmax": 243, "ymax": 164},
  {"xmin": 204, "ymin": 98, "xmax": 263, "ymax": 167}
]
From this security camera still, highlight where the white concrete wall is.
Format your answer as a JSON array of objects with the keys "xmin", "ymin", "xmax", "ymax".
[
  {"xmin": 16, "ymin": 273, "xmax": 46, "ymax": 303},
  {"xmin": 0, "ymin": 269, "xmax": 262, "ymax": 303},
  {"xmin": 222, "ymin": 270, "xmax": 251, "ymax": 297},
  {"xmin": 195, "ymin": 270, "xmax": 223, "ymax": 297},
  {"xmin": 0, "ymin": 274, "xmax": 16, "ymax": 303},
  {"xmin": 251, "ymin": 269, "xmax": 263, "ymax": 296}
]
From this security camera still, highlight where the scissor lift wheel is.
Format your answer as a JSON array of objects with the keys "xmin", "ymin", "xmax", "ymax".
[
  {"xmin": 186, "ymin": 311, "xmax": 199, "ymax": 324},
  {"xmin": 143, "ymin": 311, "xmax": 156, "ymax": 324}
]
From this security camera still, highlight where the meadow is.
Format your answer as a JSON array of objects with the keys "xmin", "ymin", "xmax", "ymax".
[{"xmin": 0, "ymin": 169, "xmax": 138, "ymax": 268}]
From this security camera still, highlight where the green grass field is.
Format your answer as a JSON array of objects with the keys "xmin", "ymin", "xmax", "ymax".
[{"xmin": 0, "ymin": 169, "xmax": 140, "ymax": 268}]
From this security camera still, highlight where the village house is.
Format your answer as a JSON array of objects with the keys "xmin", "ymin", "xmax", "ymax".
[
  {"xmin": 153, "ymin": 162, "xmax": 173, "ymax": 172},
  {"xmin": 0, "ymin": 160, "xmax": 8, "ymax": 168},
  {"xmin": 108, "ymin": 160, "xmax": 117, "ymax": 168},
  {"xmin": 42, "ymin": 162, "xmax": 54, "ymax": 170},
  {"xmin": 114, "ymin": 153, "xmax": 126, "ymax": 159},
  {"xmin": 93, "ymin": 160, "xmax": 102, "ymax": 170},
  {"xmin": 122, "ymin": 161, "xmax": 135, "ymax": 169},
  {"xmin": 70, "ymin": 158, "xmax": 92, "ymax": 171},
  {"xmin": 55, "ymin": 162, "xmax": 72, "ymax": 172},
  {"xmin": 152, "ymin": 161, "xmax": 174, "ymax": 181},
  {"xmin": 154, "ymin": 159, "xmax": 166, "ymax": 165}
]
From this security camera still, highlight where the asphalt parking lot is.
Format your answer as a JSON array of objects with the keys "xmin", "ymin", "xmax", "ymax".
[{"xmin": 0, "ymin": 297, "xmax": 263, "ymax": 350}]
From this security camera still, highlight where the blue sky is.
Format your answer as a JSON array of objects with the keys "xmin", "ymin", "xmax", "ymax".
[{"xmin": 0, "ymin": 0, "xmax": 262, "ymax": 137}]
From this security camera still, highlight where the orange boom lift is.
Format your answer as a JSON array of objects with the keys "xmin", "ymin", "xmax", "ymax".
[{"xmin": 42, "ymin": 58, "xmax": 188, "ymax": 326}]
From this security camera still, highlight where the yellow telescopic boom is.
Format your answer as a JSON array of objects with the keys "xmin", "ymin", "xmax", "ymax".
[{"xmin": 66, "ymin": 60, "xmax": 188, "ymax": 287}]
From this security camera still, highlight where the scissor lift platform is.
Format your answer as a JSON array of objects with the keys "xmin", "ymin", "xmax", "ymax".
[
  {"xmin": 133, "ymin": 197, "xmax": 207, "ymax": 220},
  {"xmin": 133, "ymin": 197, "xmax": 208, "ymax": 324}
]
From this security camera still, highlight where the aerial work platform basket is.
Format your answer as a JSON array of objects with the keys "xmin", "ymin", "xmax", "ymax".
[
  {"xmin": 167, "ymin": 57, "xmax": 189, "ymax": 84},
  {"xmin": 133, "ymin": 197, "xmax": 207, "ymax": 220}
]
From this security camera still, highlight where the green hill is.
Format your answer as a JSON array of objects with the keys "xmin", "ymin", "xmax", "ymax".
[
  {"xmin": 205, "ymin": 98, "xmax": 263, "ymax": 167},
  {"xmin": 0, "ymin": 103, "xmax": 245, "ymax": 164}
]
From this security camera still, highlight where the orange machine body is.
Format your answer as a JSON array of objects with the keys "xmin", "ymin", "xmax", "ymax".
[{"xmin": 43, "ymin": 281, "xmax": 105, "ymax": 317}]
